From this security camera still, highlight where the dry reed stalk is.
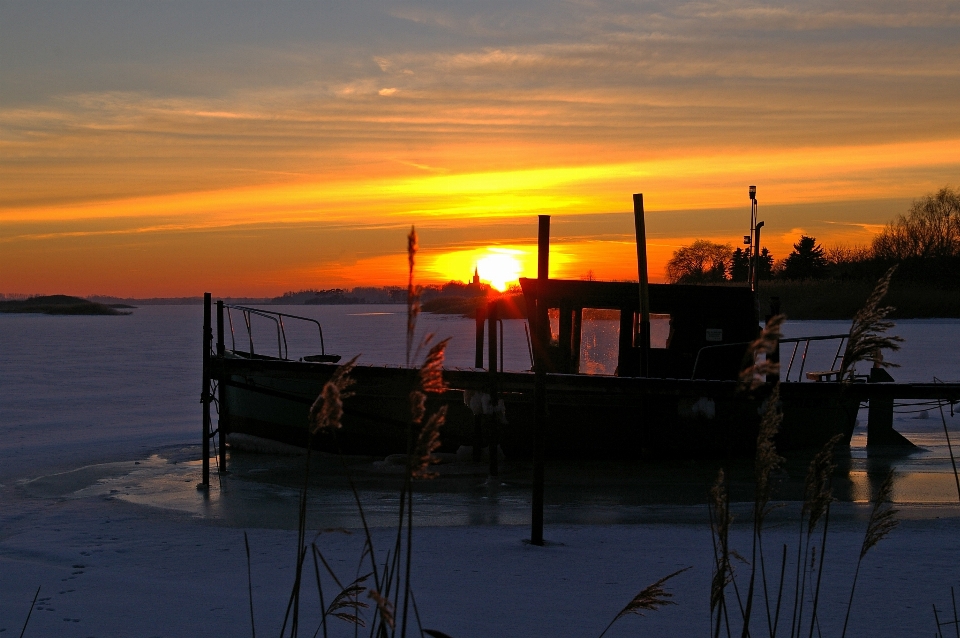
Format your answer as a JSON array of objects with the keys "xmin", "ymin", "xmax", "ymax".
[
  {"xmin": 406, "ymin": 227, "xmax": 420, "ymax": 366},
  {"xmin": 598, "ymin": 567, "xmax": 692, "ymax": 638},
  {"xmin": 789, "ymin": 434, "xmax": 840, "ymax": 638},
  {"xmin": 840, "ymin": 470, "xmax": 899, "ymax": 638},
  {"xmin": 745, "ymin": 384, "xmax": 785, "ymax": 638},
  {"xmin": 244, "ymin": 532, "xmax": 256, "ymax": 638},
  {"xmin": 935, "ymin": 391, "xmax": 960, "ymax": 503},
  {"xmin": 19, "ymin": 586, "xmax": 40, "ymax": 638},
  {"xmin": 739, "ymin": 314, "xmax": 785, "ymax": 391},
  {"xmin": 710, "ymin": 469, "xmax": 734, "ymax": 638},
  {"xmin": 839, "ymin": 266, "xmax": 903, "ymax": 380}
]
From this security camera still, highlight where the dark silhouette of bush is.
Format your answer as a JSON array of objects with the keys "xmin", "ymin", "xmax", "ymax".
[
  {"xmin": 871, "ymin": 187, "xmax": 960, "ymax": 283},
  {"xmin": 666, "ymin": 240, "xmax": 732, "ymax": 283}
]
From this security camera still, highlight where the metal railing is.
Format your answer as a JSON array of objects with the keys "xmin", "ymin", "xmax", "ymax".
[
  {"xmin": 690, "ymin": 341, "xmax": 752, "ymax": 380},
  {"xmin": 224, "ymin": 304, "xmax": 327, "ymax": 360},
  {"xmin": 690, "ymin": 333, "xmax": 849, "ymax": 382},
  {"xmin": 780, "ymin": 334, "xmax": 847, "ymax": 382}
]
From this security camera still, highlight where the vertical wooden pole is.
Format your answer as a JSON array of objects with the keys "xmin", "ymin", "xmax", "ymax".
[
  {"xmin": 201, "ymin": 293, "xmax": 212, "ymax": 488},
  {"xmin": 217, "ymin": 300, "xmax": 228, "ymax": 473},
  {"xmin": 487, "ymin": 300, "xmax": 499, "ymax": 477},
  {"xmin": 633, "ymin": 194, "xmax": 650, "ymax": 377},
  {"xmin": 532, "ymin": 215, "xmax": 550, "ymax": 546},
  {"xmin": 753, "ymin": 222, "xmax": 765, "ymax": 292},
  {"xmin": 475, "ymin": 304, "xmax": 486, "ymax": 368}
]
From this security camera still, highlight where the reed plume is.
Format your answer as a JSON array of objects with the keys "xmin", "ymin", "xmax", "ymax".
[
  {"xmin": 598, "ymin": 567, "xmax": 692, "ymax": 638},
  {"xmin": 308, "ymin": 356, "xmax": 358, "ymax": 433},
  {"xmin": 412, "ymin": 407, "xmax": 447, "ymax": 480},
  {"xmin": 739, "ymin": 314, "xmax": 785, "ymax": 391},
  {"xmin": 323, "ymin": 573, "xmax": 370, "ymax": 627},
  {"xmin": 410, "ymin": 338, "xmax": 451, "ymax": 425},
  {"xmin": 839, "ymin": 266, "xmax": 903, "ymax": 380},
  {"xmin": 419, "ymin": 338, "xmax": 451, "ymax": 395},
  {"xmin": 859, "ymin": 471, "xmax": 899, "ymax": 560},
  {"xmin": 802, "ymin": 434, "xmax": 842, "ymax": 534},
  {"xmin": 754, "ymin": 386, "xmax": 785, "ymax": 522},
  {"xmin": 368, "ymin": 589, "xmax": 396, "ymax": 630}
]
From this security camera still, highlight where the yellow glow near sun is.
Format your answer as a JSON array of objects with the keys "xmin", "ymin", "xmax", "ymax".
[{"xmin": 427, "ymin": 244, "xmax": 589, "ymax": 290}]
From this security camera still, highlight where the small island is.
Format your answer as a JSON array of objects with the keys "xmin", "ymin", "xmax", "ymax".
[{"xmin": 0, "ymin": 295, "xmax": 133, "ymax": 315}]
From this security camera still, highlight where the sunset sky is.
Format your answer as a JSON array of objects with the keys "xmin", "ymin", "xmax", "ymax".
[{"xmin": 2, "ymin": 1, "xmax": 958, "ymax": 297}]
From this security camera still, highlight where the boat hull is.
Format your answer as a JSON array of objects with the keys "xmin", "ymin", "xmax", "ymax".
[{"xmin": 214, "ymin": 356, "xmax": 860, "ymax": 459}]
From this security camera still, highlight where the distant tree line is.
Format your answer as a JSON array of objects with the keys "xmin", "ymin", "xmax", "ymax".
[
  {"xmin": 272, "ymin": 280, "xmax": 492, "ymax": 305},
  {"xmin": 666, "ymin": 187, "xmax": 960, "ymax": 286}
]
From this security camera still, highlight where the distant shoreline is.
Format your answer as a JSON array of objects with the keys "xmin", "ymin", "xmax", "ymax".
[
  {"xmin": 0, "ymin": 295, "xmax": 131, "ymax": 316},
  {"xmin": 3, "ymin": 280, "xmax": 956, "ymax": 320}
]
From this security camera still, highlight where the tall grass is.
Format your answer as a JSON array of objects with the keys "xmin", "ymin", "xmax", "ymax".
[
  {"xmin": 265, "ymin": 225, "xmax": 453, "ymax": 638},
  {"xmin": 705, "ymin": 303, "xmax": 901, "ymax": 638}
]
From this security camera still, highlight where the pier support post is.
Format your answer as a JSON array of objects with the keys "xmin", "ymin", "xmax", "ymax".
[
  {"xmin": 531, "ymin": 215, "xmax": 550, "ymax": 546},
  {"xmin": 867, "ymin": 367, "xmax": 916, "ymax": 447},
  {"xmin": 200, "ymin": 292, "xmax": 212, "ymax": 488}
]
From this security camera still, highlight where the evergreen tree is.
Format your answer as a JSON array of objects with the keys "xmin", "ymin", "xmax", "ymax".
[
  {"xmin": 757, "ymin": 247, "xmax": 774, "ymax": 280},
  {"xmin": 780, "ymin": 236, "xmax": 828, "ymax": 280},
  {"xmin": 730, "ymin": 248, "xmax": 750, "ymax": 282}
]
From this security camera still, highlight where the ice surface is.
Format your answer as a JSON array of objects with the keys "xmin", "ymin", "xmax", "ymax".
[{"xmin": 2, "ymin": 307, "xmax": 960, "ymax": 636}]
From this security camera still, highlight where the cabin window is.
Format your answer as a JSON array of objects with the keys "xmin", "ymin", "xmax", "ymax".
[
  {"xmin": 650, "ymin": 313, "xmax": 672, "ymax": 349},
  {"xmin": 547, "ymin": 308, "xmax": 560, "ymax": 346},
  {"xmin": 579, "ymin": 308, "xmax": 620, "ymax": 375}
]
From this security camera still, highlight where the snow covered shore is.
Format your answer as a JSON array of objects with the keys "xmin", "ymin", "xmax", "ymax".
[{"xmin": 3, "ymin": 462, "xmax": 960, "ymax": 638}]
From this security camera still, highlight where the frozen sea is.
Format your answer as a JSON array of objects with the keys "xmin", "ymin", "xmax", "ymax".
[{"xmin": 2, "ymin": 305, "xmax": 960, "ymax": 636}]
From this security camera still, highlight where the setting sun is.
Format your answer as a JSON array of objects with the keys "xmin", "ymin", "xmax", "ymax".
[{"xmin": 477, "ymin": 249, "xmax": 524, "ymax": 291}]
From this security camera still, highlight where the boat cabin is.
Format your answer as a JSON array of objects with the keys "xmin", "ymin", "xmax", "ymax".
[{"xmin": 518, "ymin": 278, "xmax": 759, "ymax": 380}]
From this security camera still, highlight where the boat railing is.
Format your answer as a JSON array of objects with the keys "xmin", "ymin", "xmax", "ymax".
[
  {"xmin": 690, "ymin": 341, "xmax": 752, "ymax": 380},
  {"xmin": 224, "ymin": 304, "xmax": 327, "ymax": 361},
  {"xmin": 691, "ymin": 333, "xmax": 849, "ymax": 382},
  {"xmin": 780, "ymin": 334, "xmax": 847, "ymax": 382}
]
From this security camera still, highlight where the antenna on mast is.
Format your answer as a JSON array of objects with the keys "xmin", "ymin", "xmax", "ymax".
[{"xmin": 747, "ymin": 185, "xmax": 758, "ymax": 290}]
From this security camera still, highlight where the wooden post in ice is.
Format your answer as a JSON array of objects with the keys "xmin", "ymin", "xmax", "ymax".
[
  {"xmin": 474, "ymin": 304, "xmax": 486, "ymax": 462},
  {"xmin": 487, "ymin": 299, "xmax": 499, "ymax": 477},
  {"xmin": 200, "ymin": 292, "xmax": 212, "ymax": 489},
  {"xmin": 531, "ymin": 214, "xmax": 550, "ymax": 546},
  {"xmin": 216, "ymin": 300, "xmax": 228, "ymax": 473},
  {"xmin": 633, "ymin": 194, "xmax": 650, "ymax": 377}
]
